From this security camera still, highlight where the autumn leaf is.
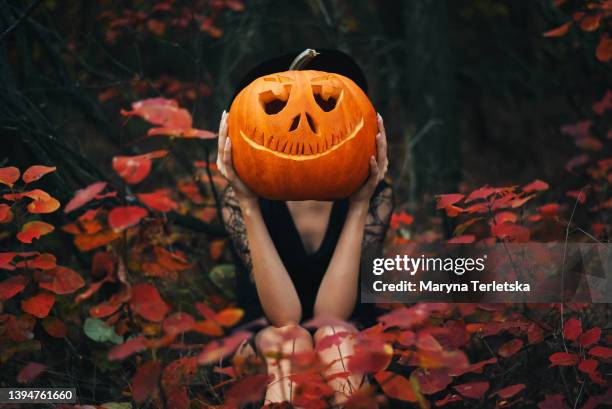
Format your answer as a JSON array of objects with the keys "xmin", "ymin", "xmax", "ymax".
[
  {"xmin": 498, "ymin": 338, "xmax": 523, "ymax": 358},
  {"xmin": 137, "ymin": 190, "xmax": 178, "ymax": 212},
  {"xmin": 436, "ymin": 193, "xmax": 464, "ymax": 209},
  {"xmin": 542, "ymin": 22, "xmax": 571, "ymax": 37},
  {"xmin": 390, "ymin": 211, "xmax": 414, "ymax": 229},
  {"xmin": 17, "ymin": 363, "xmax": 46, "ymax": 384},
  {"xmin": 448, "ymin": 234, "xmax": 475, "ymax": 244},
  {"xmin": 22, "ymin": 165, "xmax": 56, "ymax": 184},
  {"xmin": 0, "ymin": 166, "xmax": 20, "ymax": 187},
  {"xmin": 549, "ymin": 352, "xmax": 579, "ymax": 367},
  {"xmin": 112, "ymin": 150, "xmax": 168, "ymax": 184},
  {"xmin": 491, "ymin": 222, "xmax": 530, "ymax": 242},
  {"xmin": 197, "ymin": 331, "xmax": 252, "ymax": 364},
  {"xmin": 64, "ymin": 182, "xmax": 107, "ymax": 213},
  {"xmin": 493, "ymin": 383, "xmax": 526, "ymax": 399},
  {"xmin": 108, "ymin": 335, "xmax": 148, "ymax": 360},
  {"xmin": 374, "ymin": 371, "xmax": 417, "ymax": 402},
  {"xmin": 0, "ymin": 203, "xmax": 12, "ymax": 223},
  {"xmin": 578, "ymin": 359, "xmax": 598, "ymax": 375},
  {"xmin": 410, "ymin": 367, "xmax": 452, "ymax": 395},
  {"xmin": 21, "ymin": 292, "xmax": 56, "ymax": 318},
  {"xmin": 0, "ymin": 275, "xmax": 27, "ymax": 301},
  {"xmin": 453, "ymin": 381, "xmax": 489, "ymax": 399},
  {"xmin": 578, "ymin": 327, "xmax": 601, "ymax": 347},
  {"xmin": 108, "ymin": 206, "xmax": 148, "ymax": 231},
  {"xmin": 42, "ymin": 316, "xmax": 67, "ymax": 338},
  {"xmin": 38, "ymin": 266, "xmax": 85, "ymax": 294},
  {"xmin": 588, "ymin": 346, "xmax": 612, "ymax": 359},
  {"xmin": 596, "ymin": 34, "xmax": 612, "ymax": 62},
  {"xmin": 132, "ymin": 360, "xmax": 161, "ymax": 403},
  {"xmin": 523, "ymin": 179, "xmax": 549, "ymax": 193},
  {"xmin": 225, "ymin": 374, "xmax": 268, "ymax": 404},
  {"xmin": 563, "ymin": 318, "xmax": 582, "ymax": 341},
  {"xmin": 162, "ymin": 312, "xmax": 195, "ymax": 335},
  {"xmin": 17, "ymin": 221, "xmax": 55, "ymax": 243},
  {"xmin": 130, "ymin": 283, "xmax": 169, "ymax": 322}
]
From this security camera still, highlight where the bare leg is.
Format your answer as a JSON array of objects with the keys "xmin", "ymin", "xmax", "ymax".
[
  {"xmin": 256, "ymin": 324, "xmax": 314, "ymax": 405},
  {"xmin": 314, "ymin": 324, "xmax": 368, "ymax": 406}
]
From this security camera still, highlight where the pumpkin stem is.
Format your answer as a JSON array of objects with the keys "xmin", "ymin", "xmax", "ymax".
[{"xmin": 289, "ymin": 49, "xmax": 319, "ymax": 70}]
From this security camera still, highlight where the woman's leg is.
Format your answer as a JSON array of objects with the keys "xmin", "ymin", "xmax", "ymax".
[
  {"xmin": 256, "ymin": 324, "xmax": 314, "ymax": 404},
  {"xmin": 314, "ymin": 324, "xmax": 367, "ymax": 405}
]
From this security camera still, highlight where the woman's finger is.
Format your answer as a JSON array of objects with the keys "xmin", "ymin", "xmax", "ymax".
[
  {"xmin": 377, "ymin": 113, "xmax": 386, "ymax": 138},
  {"xmin": 223, "ymin": 137, "xmax": 237, "ymax": 181},
  {"xmin": 217, "ymin": 111, "xmax": 228, "ymax": 174},
  {"xmin": 368, "ymin": 155, "xmax": 379, "ymax": 186}
]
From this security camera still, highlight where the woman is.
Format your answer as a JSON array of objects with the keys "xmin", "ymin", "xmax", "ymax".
[{"xmin": 217, "ymin": 50, "xmax": 393, "ymax": 407}]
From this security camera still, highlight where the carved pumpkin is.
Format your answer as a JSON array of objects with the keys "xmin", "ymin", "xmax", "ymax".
[{"xmin": 228, "ymin": 70, "xmax": 377, "ymax": 200}]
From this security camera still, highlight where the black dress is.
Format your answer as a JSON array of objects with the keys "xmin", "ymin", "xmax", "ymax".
[{"xmin": 221, "ymin": 181, "xmax": 393, "ymax": 326}]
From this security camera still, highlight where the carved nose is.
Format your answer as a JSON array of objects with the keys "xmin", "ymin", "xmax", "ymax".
[{"xmin": 288, "ymin": 113, "xmax": 317, "ymax": 133}]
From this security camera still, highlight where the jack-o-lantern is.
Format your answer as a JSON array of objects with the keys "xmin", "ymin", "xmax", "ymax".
[{"xmin": 228, "ymin": 69, "xmax": 377, "ymax": 200}]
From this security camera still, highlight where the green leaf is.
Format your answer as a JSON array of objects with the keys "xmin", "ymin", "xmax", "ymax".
[{"xmin": 84, "ymin": 318, "xmax": 123, "ymax": 344}]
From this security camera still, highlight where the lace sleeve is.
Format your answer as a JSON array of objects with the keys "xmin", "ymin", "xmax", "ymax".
[
  {"xmin": 362, "ymin": 185, "xmax": 394, "ymax": 250},
  {"xmin": 221, "ymin": 186, "xmax": 252, "ymax": 273}
]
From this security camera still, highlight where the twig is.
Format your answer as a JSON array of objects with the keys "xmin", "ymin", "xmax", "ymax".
[{"xmin": 0, "ymin": 0, "xmax": 42, "ymax": 43}]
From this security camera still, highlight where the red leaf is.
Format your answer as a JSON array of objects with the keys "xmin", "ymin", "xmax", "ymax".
[
  {"xmin": 575, "ymin": 136, "xmax": 603, "ymax": 151},
  {"xmin": 523, "ymin": 179, "xmax": 549, "ymax": 193},
  {"xmin": 347, "ymin": 340, "xmax": 393, "ymax": 373},
  {"xmin": 112, "ymin": 150, "xmax": 168, "ymax": 184},
  {"xmin": 596, "ymin": 33, "xmax": 612, "ymax": 63},
  {"xmin": 448, "ymin": 234, "xmax": 475, "ymax": 244},
  {"xmin": 565, "ymin": 154, "xmax": 590, "ymax": 172},
  {"xmin": 29, "ymin": 253, "xmax": 57, "ymax": 270},
  {"xmin": 374, "ymin": 371, "xmax": 417, "ymax": 402},
  {"xmin": 436, "ymin": 193, "xmax": 464, "ymax": 209},
  {"xmin": 17, "ymin": 221, "xmax": 55, "ymax": 243},
  {"xmin": 197, "ymin": 331, "xmax": 252, "ymax": 364},
  {"xmin": 453, "ymin": 381, "xmax": 489, "ymax": 399},
  {"xmin": 108, "ymin": 206, "xmax": 148, "ymax": 231},
  {"xmin": 130, "ymin": 283, "xmax": 169, "ymax": 322},
  {"xmin": 137, "ymin": 190, "xmax": 178, "ymax": 212},
  {"xmin": 225, "ymin": 374, "xmax": 269, "ymax": 404},
  {"xmin": 108, "ymin": 335, "xmax": 148, "ymax": 360},
  {"xmin": 22, "ymin": 165, "xmax": 56, "ymax": 184},
  {"xmin": 17, "ymin": 363, "xmax": 46, "ymax": 384},
  {"xmin": 162, "ymin": 312, "xmax": 195, "ymax": 335},
  {"xmin": 579, "ymin": 13, "xmax": 601, "ymax": 31},
  {"xmin": 448, "ymin": 357, "xmax": 497, "ymax": 376},
  {"xmin": 39, "ymin": 266, "xmax": 85, "ymax": 295},
  {"xmin": 578, "ymin": 359, "xmax": 598, "ymax": 375},
  {"xmin": 588, "ymin": 346, "xmax": 612, "ymax": 359},
  {"xmin": 593, "ymin": 90, "xmax": 612, "ymax": 115},
  {"xmin": 0, "ymin": 166, "xmax": 20, "ymax": 187},
  {"xmin": 64, "ymin": 182, "xmax": 107, "ymax": 213},
  {"xmin": 563, "ymin": 318, "xmax": 582, "ymax": 341},
  {"xmin": 21, "ymin": 292, "xmax": 55, "ymax": 318},
  {"xmin": 390, "ymin": 211, "xmax": 414, "ymax": 229},
  {"xmin": 538, "ymin": 394, "xmax": 568, "ymax": 409},
  {"xmin": 121, "ymin": 98, "xmax": 191, "ymax": 128},
  {"xmin": 494, "ymin": 384, "xmax": 526, "ymax": 399},
  {"xmin": 543, "ymin": 21, "xmax": 571, "ymax": 37},
  {"xmin": 566, "ymin": 190, "xmax": 587, "ymax": 204},
  {"xmin": 42, "ymin": 316, "xmax": 67, "ymax": 338},
  {"xmin": 0, "ymin": 275, "xmax": 27, "ymax": 301},
  {"xmin": 316, "ymin": 331, "xmax": 350, "ymax": 351},
  {"xmin": 132, "ymin": 360, "xmax": 161, "ymax": 403},
  {"xmin": 411, "ymin": 368, "xmax": 451, "ymax": 395},
  {"xmin": 465, "ymin": 186, "xmax": 497, "ymax": 203},
  {"xmin": 491, "ymin": 223, "xmax": 530, "ymax": 242},
  {"xmin": 498, "ymin": 338, "xmax": 523, "ymax": 358},
  {"xmin": 579, "ymin": 327, "xmax": 601, "ymax": 347},
  {"xmin": 549, "ymin": 352, "xmax": 579, "ymax": 367}
]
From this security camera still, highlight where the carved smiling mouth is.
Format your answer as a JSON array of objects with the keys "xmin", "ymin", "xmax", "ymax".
[{"xmin": 239, "ymin": 118, "xmax": 364, "ymax": 160}]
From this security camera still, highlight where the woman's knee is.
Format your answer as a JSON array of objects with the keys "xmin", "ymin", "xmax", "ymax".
[{"xmin": 256, "ymin": 324, "xmax": 313, "ymax": 354}]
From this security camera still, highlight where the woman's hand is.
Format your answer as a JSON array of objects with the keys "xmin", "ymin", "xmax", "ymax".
[
  {"xmin": 349, "ymin": 113, "xmax": 388, "ymax": 206},
  {"xmin": 216, "ymin": 111, "xmax": 257, "ymax": 205}
]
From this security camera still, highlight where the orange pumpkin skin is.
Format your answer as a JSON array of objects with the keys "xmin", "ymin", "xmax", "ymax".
[{"xmin": 228, "ymin": 70, "xmax": 377, "ymax": 200}]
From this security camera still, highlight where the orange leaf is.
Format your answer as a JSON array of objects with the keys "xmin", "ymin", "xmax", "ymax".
[
  {"xmin": 108, "ymin": 335, "xmax": 148, "ymax": 360},
  {"xmin": 0, "ymin": 203, "xmax": 12, "ymax": 223},
  {"xmin": 436, "ymin": 193, "xmax": 464, "ymax": 209},
  {"xmin": 543, "ymin": 22, "xmax": 571, "ymax": 37},
  {"xmin": 374, "ymin": 371, "xmax": 417, "ymax": 402},
  {"xmin": 0, "ymin": 275, "xmax": 27, "ymax": 300},
  {"xmin": 580, "ymin": 13, "xmax": 601, "ymax": 32},
  {"xmin": 28, "ymin": 196, "xmax": 60, "ymax": 214},
  {"xmin": 448, "ymin": 234, "xmax": 475, "ymax": 244},
  {"xmin": 0, "ymin": 166, "xmax": 20, "ymax": 187},
  {"xmin": 74, "ymin": 229, "xmax": 120, "ymax": 251},
  {"xmin": 108, "ymin": 206, "xmax": 148, "ymax": 231},
  {"xmin": 21, "ymin": 292, "xmax": 55, "ymax": 318},
  {"xmin": 215, "ymin": 308, "xmax": 244, "ymax": 327},
  {"xmin": 22, "ymin": 165, "xmax": 56, "ymax": 184},
  {"xmin": 17, "ymin": 221, "xmax": 54, "ymax": 243},
  {"xmin": 64, "ymin": 182, "xmax": 107, "ymax": 213},
  {"xmin": 498, "ymin": 338, "xmax": 524, "ymax": 358},
  {"xmin": 162, "ymin": 312, "xmax": 195, "ymax": 335},
  {"xmin": 523, "ymin": 179, "xmax": 549, "ymax": 193}
]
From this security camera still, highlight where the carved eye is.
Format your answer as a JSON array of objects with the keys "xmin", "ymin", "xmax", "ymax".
[
  {"xmin": 312, "ymin": 85, "xmax": 341, "ymax": 112},
  {"xmin": 259, "ymin": 88, "xmax": 290, "ymax": 115}
]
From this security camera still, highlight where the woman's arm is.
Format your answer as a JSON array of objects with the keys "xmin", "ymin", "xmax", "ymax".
[
  {"xmin": 314, "ymin": 114, "xmax": 390, "ymax": 320},
  {"xmin": 218, "ymin": 112, "xmax": 302, "ymax": 326}
]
